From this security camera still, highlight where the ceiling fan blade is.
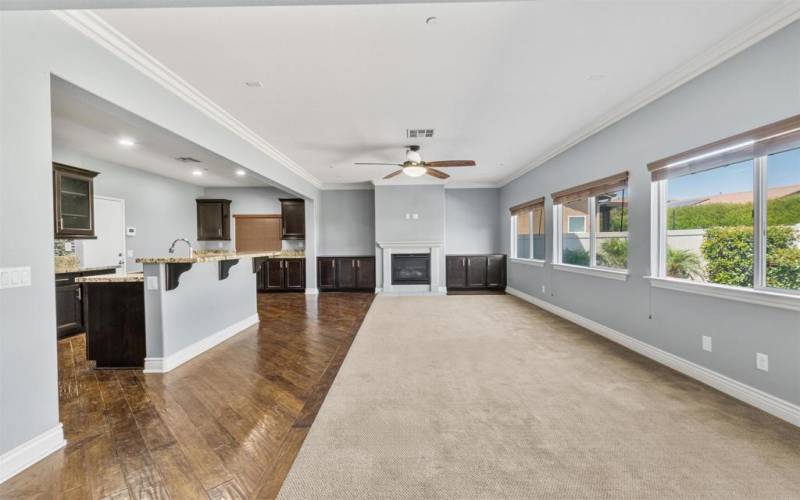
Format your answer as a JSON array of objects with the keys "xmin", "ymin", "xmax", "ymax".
[
  {"xmin": 383, "ymin": 170, "xmax": 404, "ymax": 179},
  {"xmin": 355, "ymin": 162, "xmax": 403, "ymax": 166},
  {"xmin": 425, "ymin": 160, "xmax": 476, "ymax": 168},
  {"xmin": 426, "ymin": 168, "xmax": 450, "ymax": 180}
]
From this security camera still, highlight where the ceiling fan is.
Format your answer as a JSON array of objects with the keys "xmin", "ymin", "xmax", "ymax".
[{"xmin": 355, "ymin": 145, "xmax": 476, "ymax": 180}]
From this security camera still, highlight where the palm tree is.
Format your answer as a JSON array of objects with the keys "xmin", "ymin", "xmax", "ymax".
[
  {"xmin": 667, "ymin": 247, "xmax": 705, "ymax": 281},
  {"xmin": 597, "ymin": 238, "xmax": 628, "ymax": 268}
]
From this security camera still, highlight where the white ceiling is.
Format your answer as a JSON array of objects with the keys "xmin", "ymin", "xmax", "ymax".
[
  {"xmin": 51, "ymin": 77, "xmax": 277, "ymax": 188},
  {"xmin": 96, "ymin": 1, "xmax": 783, "ymax": 187}
]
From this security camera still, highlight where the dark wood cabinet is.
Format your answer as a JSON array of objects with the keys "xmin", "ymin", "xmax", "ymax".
[
  {"xmin": 316, "ymin": 256, "xmax": 375, "ymax": 291},
  {"xmin": 196, "ymin": 199, "xmax": 231, "ymax": 241},
  {"xmin": 53, "ymin": 163, "xmax": 99, "ymax": 239},
  {"xmin": 355, "ymin": 257, "xmax": 376, "ymax": 290},
  {"xmin": 84, "ymin": 282, "xmax": 146, "ymax": 368},
  {"xmin": 55, "ymin": 269, "xmax": 117, "ymax": 339},
  {"xmin": 446, "ymin": 254, "xmax": 506, "ymax": 291},
  {"xmin": 257, "ymin": 258, "xmax": 306, "ymax": 292},
  {"xmin": 56, "ymin": 284, "xmax": 83, "ymax": 338},
  {"xmin": 280, "ymin": 199, "xmax": 305, "ymax": 240},
  {"xmin": 337, "ymin": 258, "xmax": 357, "ymax": 289},
  {"xmin": 318, "ymin": 257, "xmax": 337, "ymax": 290}
]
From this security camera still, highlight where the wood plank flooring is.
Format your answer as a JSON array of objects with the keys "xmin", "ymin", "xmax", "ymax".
[{"xmin": 0, "ymin": 292, "xmax": 374, "ymax": 500}]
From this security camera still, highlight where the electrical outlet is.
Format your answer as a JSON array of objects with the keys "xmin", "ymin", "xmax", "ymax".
[
  {"xmin": 146, "ymin": 276, "xmax": 159, "ymax": 291},
  {"xmin": 702, "ymin": 336, "xmax": 712, "ymax": 352},
  {"xmin": 541, "ymin": 285, "xmax": 546, "ymax": 294},
  {"xmin": 756, "ymin": 353, "xmax": 769, "ymax": 372},
  {"xmin": 405, "ymin": 213, "xmax": 411, "ymax": 220}
]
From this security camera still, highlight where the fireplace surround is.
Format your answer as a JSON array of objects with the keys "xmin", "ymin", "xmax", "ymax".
[{"xmin": 376, "ymin": 241, "xmax": 445, "ymax": 295}]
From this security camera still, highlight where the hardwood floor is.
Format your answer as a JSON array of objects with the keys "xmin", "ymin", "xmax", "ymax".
[{"xmin": 0, "ymin": 292, "xmax": 374, "ymax": 500}]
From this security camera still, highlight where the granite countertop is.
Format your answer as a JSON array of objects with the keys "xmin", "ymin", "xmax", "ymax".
[
  {"xmin": 55, "ymin": 265, "xmax": 121, "ymax": 275},
  {"xmin": 136, "ymin": 251, "xmax": 305, "ymax": 264},
  {"xmin": 75, "ymin": 272, "xmax": 144, "ymax": 283}
]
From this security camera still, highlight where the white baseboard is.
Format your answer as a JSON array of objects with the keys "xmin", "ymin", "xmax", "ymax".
[
  {"xmin": 0, "ymin": 424, "xmax": 65, "ymax": 484},
  {"xmin": 143, "ymin": 314, "xmax": 259, "ymax": 373},
  {"xmin": 305, "ymin": 287, "xmax": 319, "ymax": 295},
  {"xmin": 506, "ymin": 286, "xmax": 800, "ymax": 428}
]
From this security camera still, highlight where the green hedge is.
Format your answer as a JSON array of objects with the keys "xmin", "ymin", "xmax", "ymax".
[
  {"xmin": 701, "ymin": 225, "xmax": 800, "ymax": 289},
  {"xmin": 668, "ymin": 193, "xmax": 800, "ymax": 230}
]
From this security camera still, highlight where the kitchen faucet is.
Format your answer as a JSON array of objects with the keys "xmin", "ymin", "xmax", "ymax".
[{"xmin": 168, "ymin": 238, "xmax": 193, "ymax": 257}]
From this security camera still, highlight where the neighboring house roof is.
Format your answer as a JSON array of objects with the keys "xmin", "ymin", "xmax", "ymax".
[{"xmin": 668, "ymin": 184, "xmax": 800, "ymax": 207}]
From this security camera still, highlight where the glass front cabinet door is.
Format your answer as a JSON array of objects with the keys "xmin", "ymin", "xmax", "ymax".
[{"xmin": 53, "ymin": 163, "xmax": 99, "ymax": 239}]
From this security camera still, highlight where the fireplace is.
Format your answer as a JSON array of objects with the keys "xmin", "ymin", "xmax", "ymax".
[{"xmin": 391, "ymin": 254, "xmax": 431, "ymax": 285}]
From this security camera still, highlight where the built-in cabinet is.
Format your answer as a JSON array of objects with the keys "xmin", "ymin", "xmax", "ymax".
[
  {"xmin": 55, "ymin": 269, "xmax": 115, "ymax": 338},
  {"xmin": 53, "ymin": 163, "xmax": 99, "ymax": 239},
  {"xmin": 257, "ymin": 258, "xmax": 305, "ymax": 291},
  {"xmin": 280, "ymin": 198, "xmax": 305, "ymax": 240},
  {"xmin": 196, "ymin": 199, "xmax": 231, "ymax": 241},
  {"xmin": 446, "ymin": 254, "xmax": 506, "ymax": 291},
  {"xmin": 317, "ymin": 256, "xmax": 375, "ymax": 291}
]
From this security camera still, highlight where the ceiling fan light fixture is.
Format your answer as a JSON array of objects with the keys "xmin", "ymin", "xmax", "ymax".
[{"xmin": 403, "ymin": 165, "xmax": 427, "ymax": 178}]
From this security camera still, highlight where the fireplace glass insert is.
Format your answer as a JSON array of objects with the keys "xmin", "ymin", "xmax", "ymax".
[{"xmin": 391, "ymin": 254, "xmax": 431, "ymax": 285}]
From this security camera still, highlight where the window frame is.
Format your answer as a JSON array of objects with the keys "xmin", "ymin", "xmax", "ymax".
[
  {"xmin": 552, "ymin": 174, "xmax": 630, "ymax": 279},
  {"xmin": 509, "ymin": 198, "xmax": 545, "ymax": 264},
  {"xmin": 648, "ymin": 113, "xmax": 800, "ymax": 306},
  {"xmin": 567, "ymin": 215, "xmax": 587, "ymax": 234}
]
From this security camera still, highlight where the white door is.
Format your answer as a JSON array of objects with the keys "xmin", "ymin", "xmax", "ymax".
[{"xmin": 78, "ymin": 196, "xmax": 126, "ymax": 273}]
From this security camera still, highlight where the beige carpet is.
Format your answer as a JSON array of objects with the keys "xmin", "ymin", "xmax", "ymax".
[{"xmin": 278, "ymin": 295, "xmax": 800, "ymax": 499}]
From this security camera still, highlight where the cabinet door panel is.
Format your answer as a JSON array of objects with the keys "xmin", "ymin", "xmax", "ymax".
[
  {"xmin": 446, "ymin": 256, "xmax": 467, "ymax": 288},
  {"xmin": 318, "ymin": 257, "xmax": 337, "ymax": 289},
  {"xmin": 466, "ymin": 256, "xmax": 488, "ymax": 288},
  {"xmin": 487, "ymin": 255, "xmax": 506, "ymax": 288},
  {"xmin": 355, "ymin": 257, "xmax": 375, "ymax": 290},
  {"xmin": 56, "ymin": 284, "xmax": 82, "ymax": 338},
  {"xmin": 336, "ymin": 258, "xmax": 357, "ymax": 288},
  {"xmin": 281, "ymin": 199, "xmax": 305, "ymax": 239},
  {"xmin": 197, "ymin": 203, "xmax": 222, "ymax": 240},
  {"xmin": 265, "ymin": 260, "xmax": 284, "ymax": 289},
  {"xmin": 285, "ymin": 260, "xmax": 306, "ymax": 289}
]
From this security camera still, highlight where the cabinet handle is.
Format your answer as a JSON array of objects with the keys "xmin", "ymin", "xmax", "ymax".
[
  {"xmin": 76, "ymin": 287, "xmax": 82, "ymax": 301},
  {"xmin": 59, "ymin": 217, "xmax": 64, "ymax": 230},
  {"xmin": 352, "ymin": 260, "xmax": 355, "ymax": 269},
  {"xmin": 357, "ymin": 260, "xmax": 360, "ymax": 268}
]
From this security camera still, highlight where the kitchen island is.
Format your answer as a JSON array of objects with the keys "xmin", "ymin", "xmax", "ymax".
[
  {"xmin": 136, "ymin": 251, "xmax": 301, "ymax": 373},
  {"xmin": 75, "ymin": 272, "xmax": 145, "ymax": 368}
]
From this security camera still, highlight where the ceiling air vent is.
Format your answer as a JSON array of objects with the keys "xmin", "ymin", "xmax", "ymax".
[
  {"xmin": 175, "ymin": 156, "xmax": 201, "ymax": 163},
  {"xmin": 406, "ymin": 129, "xmax": 434, "ymax": 139}
]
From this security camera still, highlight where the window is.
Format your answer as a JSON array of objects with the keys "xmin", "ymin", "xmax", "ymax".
[
  {"xmin": 553, "ymin": 172, "xmax": 629, "ymax": 273},
  {"xmin": 649, "ymin": 114, "xmax": 800, "ymax": 294},
  {"xmin": 510, "ymin": 198, "xmax": 545, "ymax": 261}
]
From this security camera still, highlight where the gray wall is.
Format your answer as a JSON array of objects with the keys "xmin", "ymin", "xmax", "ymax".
[
  {"xmin": 319, "ymin": 189, "xmax": 375, "ymax": 256},
  {"xmin": 53, "ymin": 146, "xmax": 203, "ymax": 272},
  {"xmin": 446, "ymin": 188, "xmax": 500, "ymax": 255},
  {"xmin": 0, "ymin": 10, "xmax": 319, "ymax": 457},
  {"xmin": 500, "ymin": 20, "xmax": 800, "ymax": 405}
]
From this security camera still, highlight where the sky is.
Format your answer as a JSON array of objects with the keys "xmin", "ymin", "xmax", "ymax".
[{"xmin": 667, "ymin": 147, "xmax": 800, "ymax": 201}]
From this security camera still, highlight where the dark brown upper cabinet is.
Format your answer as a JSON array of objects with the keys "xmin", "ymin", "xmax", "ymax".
[
  {"xmin": 53, "ymin": 163, "xmax": 99, "ymax": 239},
  {"xmin": 196, "ymin": 199, "xmax": 231, "ymax": 241},
  {"xmin": 280, "ymin": 198, "xmax": 305, "ymax": 240}
]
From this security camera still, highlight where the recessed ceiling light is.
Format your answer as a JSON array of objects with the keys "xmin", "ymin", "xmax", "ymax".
[
  {"xmin": 235, "ymin": 169, "xmax": 246, "ymax": 176},
  {"xmin": 192, "ymin": 169, "xmax": 203, "ymax": 177},
  {"xmin": 245, "ymin": 81, "xmax": 263, "ymax": 87},
  {"xmin": 117, "ymin": 137, "xmax": 136, "ymax": 147},
  {"xmin": 425, "ymin": 16, "xmax": 438, "ymax": 25}
]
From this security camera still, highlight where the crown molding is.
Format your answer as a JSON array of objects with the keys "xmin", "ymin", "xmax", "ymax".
[
  {"xmin": 499, "ymin": 0, "xmax": 800, "ymax": 188},
  {"xmin": 54, "ymin": 10, "xmax": 324, "ymax": 190}
]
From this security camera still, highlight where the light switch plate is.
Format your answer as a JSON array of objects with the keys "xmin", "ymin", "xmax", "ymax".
[
  {"xmin": 0, "ymin": 267, "xmax": 32, "ymax": 289},
  {"xmin": 146, "ymin": 276, "xmax": 159, "ymax": 291},
  {"xmin": 412, "ymin": 213, "xmax": 419, "ymax": 219},
  {"xmin": 702, "ymin": 336, "xmax": 712, "ymax": 352},
  {"xmin": 756, "ymin": 352, "xmax": 769, "ymax": 372}
]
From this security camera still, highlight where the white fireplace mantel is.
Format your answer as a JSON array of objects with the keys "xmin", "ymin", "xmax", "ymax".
[{"xmin": 376, "ymin": 241, "xmax": 446, "ymax": 295}]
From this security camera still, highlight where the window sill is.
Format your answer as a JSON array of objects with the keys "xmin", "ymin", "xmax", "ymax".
[
  {"xmin": 509, "ymin": 258, "xmax": 545, "ymax": 268},
  {"xmin": 645, "ymin": 276, "xmax": 800, "ymax": 312},
  {"xmin": 552, "ymin": 263, "xmax": 628, "ymax": 281}
]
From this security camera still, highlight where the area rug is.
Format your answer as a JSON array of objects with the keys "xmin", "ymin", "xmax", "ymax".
[{"xmin": 278, "ymin": 294, "xmax": 800, "ymax": 499}]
